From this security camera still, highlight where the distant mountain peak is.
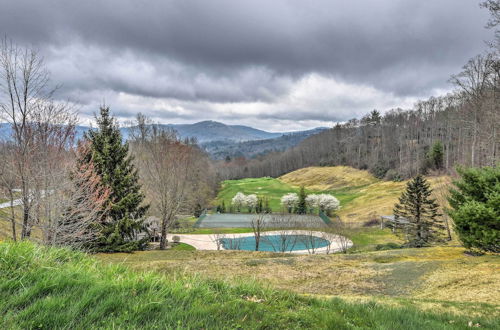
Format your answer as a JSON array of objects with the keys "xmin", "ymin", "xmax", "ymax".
[{"xmin": 1, "ymin": 121, "xmax": 327, "ymax": 145}]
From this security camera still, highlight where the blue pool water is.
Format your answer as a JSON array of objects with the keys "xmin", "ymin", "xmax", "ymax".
[{"xmin": 220, "ymin": 234, "xmax": 330, "ymax": 252}]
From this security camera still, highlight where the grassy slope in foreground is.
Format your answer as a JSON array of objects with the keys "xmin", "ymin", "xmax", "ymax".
[{"xmin": 1, "ymin": 242, "xmax": 498, "ymax": 329}]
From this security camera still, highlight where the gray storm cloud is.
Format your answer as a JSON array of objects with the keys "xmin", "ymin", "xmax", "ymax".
[{"xmin": 0, "ymin": 0, "xmax": 492, "ymax": 131}]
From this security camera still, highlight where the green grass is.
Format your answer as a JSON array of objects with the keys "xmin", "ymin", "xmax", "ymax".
[
  {"xmin": 169, "ymin": 242, "xmax": 196, "ymax": 251},
  {"xmin": 216, "ymin": 177, "xmax": 360, "ymax": 213},
  {"xmin": 215, "ymin": 167, "xmax": 452, "ymax": 224},
  {"xmin": 2, "ymin": 242, "xmax": 498, "ymax": 329},
  {"xmin": 346, "ymin": 228, "xmax": 403, "ymax": 253}
]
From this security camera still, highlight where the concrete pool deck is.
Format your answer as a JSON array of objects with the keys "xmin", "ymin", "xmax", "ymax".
[{"xmin": 167, "ymin": 230, "xmax": 352, "ymax": 254}]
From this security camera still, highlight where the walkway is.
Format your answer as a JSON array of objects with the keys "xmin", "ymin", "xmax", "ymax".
[
  {"xmin": 0, "ymin": 199, "xmax": 21, "ymax": 209},
  {"xmin": 167, "ymin": 230, "xmax": 352, "ymax": 254}
]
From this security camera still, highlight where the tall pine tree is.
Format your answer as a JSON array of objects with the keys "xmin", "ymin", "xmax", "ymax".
[
  {"xmin": 296, "ymin": 186, "xmax": 307, "ymax": 214},
  {"xmin": 83, "ymin": 107, "xmax": 149, "ymax": 252},
  {"xmin": 448, "ymin": 166, "xmax": 499, "ymax": 253},
  {"xmin": 393, "ymin": 175, "xmax": 444, "ymax": 247}
]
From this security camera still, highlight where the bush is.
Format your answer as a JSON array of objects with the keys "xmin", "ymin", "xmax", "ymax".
[
  {"xmin": 448, "ymin": 166, "xmax": 499, "ymax": 253},
  {"xmin": 363, "ymin": 218, "xmax": 380, "ymax": 227},
  {"xmin": 384, "ymin": 169, "xmax": 402, "ymax": 182},
  {"xmin": 375, "ymin": 243, "xmax": 402, "ymax": 251},
  {"xmin": 370, "ymin": 163, "xmax": 389, "ymax": 179},
  {"xmin": 172, "ymin": 236, "xmax": 181, "ymax": 243},
  {"xmin": 194, "ymin": 203, "xmax": 204, "ymax": 217}
]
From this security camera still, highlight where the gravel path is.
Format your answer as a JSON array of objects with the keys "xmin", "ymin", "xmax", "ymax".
[{"xmin": 0, "ymin": 199, "xmax": 22, "ymax": 209}]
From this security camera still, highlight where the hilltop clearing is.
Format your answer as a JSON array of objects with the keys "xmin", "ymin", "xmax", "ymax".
[{"xmin": 279, "ymin": 166, "xmax": 378, "ymax": 190}]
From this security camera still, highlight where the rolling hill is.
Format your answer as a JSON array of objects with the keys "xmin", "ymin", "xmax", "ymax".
[
  {"xmin": 216, "ymin": 166, "xmax": 452, "ymax": 224},
  {"xmin": 1, "ymin": 122, "xmax": 326, "ymax": 159},
  {"xmin": 202, "ymin": 128, "xmax": 325, "ymax": 160}
]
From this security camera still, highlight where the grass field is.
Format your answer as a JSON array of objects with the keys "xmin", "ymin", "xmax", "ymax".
[
  {"xmin": 99, "ymin": 245, "xmax": 500, "ymax": 320},
  {"xmin": 216, "ymin": 166, "xmax": 452, "ymax": 224},
  {"xmin": 216, "ymin": 176, "xmax": 362, "ymax": 214},
  {"xmin": 2, "ymin": 241, "xmax": 498, "ymax": 329}
]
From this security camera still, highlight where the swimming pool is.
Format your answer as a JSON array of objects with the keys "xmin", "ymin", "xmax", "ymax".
[{"xmin": 220, "ymin": 234, "xmax": 330, "ymax": 252}]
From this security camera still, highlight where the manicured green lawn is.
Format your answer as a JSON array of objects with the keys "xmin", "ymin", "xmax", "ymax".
[
  {"xmin": 169, "ymin": 242, "xmax": 196, "ymax": 251},
  {"xmin": 216, "ymin": 177, "xmax": 361, "ymax": 213},
  {"xmin": 2, "ymin": 242, "xmax": 498, "ymax": 329},
  {"xmin": 346, "ymin": 228, "xmax": 403, "ymax": 253}
]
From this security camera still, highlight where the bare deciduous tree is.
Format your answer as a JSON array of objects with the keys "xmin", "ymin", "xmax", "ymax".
[
  {"xmin": 0, "ymin": 38, "xmax": 77, "ymax": 240},
  {"xmin": 250, "ymin": 214, "xmax": 267, "ymax": 251},
  {"xmin": 0, "ymin": 141, "xmax": 19, "ymax": 241},
  {"xmin": 264, "ymin": 214, "xmax": 298, "ymax": 253},
  {"xmin": 130, "ymin": 114, "xmax": 216, "ymax": 250},
  {"xmin": 49, "ymin": 142, "xmax": 110, "ymax": 250},
  {"xmin": 210, "ymin": 230, "xmax": 227, "ymax": 251}
]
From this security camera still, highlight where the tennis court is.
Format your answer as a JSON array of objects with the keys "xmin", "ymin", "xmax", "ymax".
[{"xmin": 195, "ymin": 213, "xmax": 328, "ymax": 228}]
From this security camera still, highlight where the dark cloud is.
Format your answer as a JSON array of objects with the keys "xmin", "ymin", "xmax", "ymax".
[{"xmin": 0, "ymin": 0, "xmax": 492, "ymax": 130}]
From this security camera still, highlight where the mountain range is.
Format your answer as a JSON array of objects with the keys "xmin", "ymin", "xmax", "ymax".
[{"xmin": 1, "ymin": 121, "xmax": 327, "ymax": 158}]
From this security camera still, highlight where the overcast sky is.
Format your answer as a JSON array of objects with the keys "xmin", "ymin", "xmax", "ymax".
[{"xmin": 0, "ymin": 0, "xmax": 492, "ymax": 131}]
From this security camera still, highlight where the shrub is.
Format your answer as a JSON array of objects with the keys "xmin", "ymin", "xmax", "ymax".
[
  {"xmin": 370, "ymin": 163, "xmax": 389, "ymax": 179},
  {"xmin": 384, "ymin": 169, "xmax": 402, "ymax": 182},
  {"xmin": 363, "ymin": 218, "xmax": 380, "ymax": 227},
  {"xmin": 172, "ymin": 236, "xmax": 181, "ymax": 243},
  {"xmin": 375, "ymin": 243, "xmax": 402, "ymax": 251},
  {"xmin": 448, "ymin": 166, "xmax": 499, "ymax": 253}
]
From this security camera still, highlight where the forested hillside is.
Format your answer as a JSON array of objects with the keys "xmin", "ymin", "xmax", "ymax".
[{"xmin": 218, "ymin": 54, "xmax": 499, "ymax": 180}]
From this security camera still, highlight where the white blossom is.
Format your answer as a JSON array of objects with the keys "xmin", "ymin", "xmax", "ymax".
[
  {"xmin": 316, "ymin": 194, "xmax": 340, "ymax": 212},
  {"xmin": 245, "ymin": 194, "xmax": 258, "ymax": 208},
  {"xmin": 232, "ymin": 192, "xmax": 246, "ymax": 210},
  {"xmin": 305, "ymin": 194, "xmax": 319, "ymax": 208},
  {"xmin": 281, "ymin": 193, "xmax": 299, "ymax": 211}
]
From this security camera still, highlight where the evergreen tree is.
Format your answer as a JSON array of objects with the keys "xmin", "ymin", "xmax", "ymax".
[
  {"xmin": 427, "ymin": 141, "xmax": 444, "ymax": 170},
  {"xmin": 193, "ymin": 203, "xmax": 203, "ymax": 218},
  {"xmin": 83, "ymin": 107, "xmax": 149, "ymax": 252},
  {"xmin": 264, "ymin": 198, "xmax": 271, "ymax": 213},
  {"xmin": 393, "ymin": 175, "xmax": 444, "ymax": 247},
  {"xmin": 448, "ymin": 166, "xmax": 499, "ymax": 253},
  {"xmin": 256, "ymin": 196, "xmax": 263, "ymax": 213},
  {"xmin": 296, "ymin": 186, "xmax": 307, "ymax": 214},
  {"xmin": 221, "ymin": 200, "xmax": 226, "ymax": 213}
]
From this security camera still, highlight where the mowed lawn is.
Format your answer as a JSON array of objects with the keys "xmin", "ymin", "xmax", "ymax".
[
  {"xmin": 216, "ymin": 176, "xmax": 361, "ymax": 213},
  {"xmin": 216, "ymin": 166, "xmax": 452, "ymax": 224}
]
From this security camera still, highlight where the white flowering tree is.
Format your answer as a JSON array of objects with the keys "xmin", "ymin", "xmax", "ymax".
[
  {"xmin": 305, "ymin": 194, "xmax": 319, "ymax": 213},
  {"xmin": 305, "ymin": 194, "xmax": 340, "ymax": 215},
  {"xmin": 317, "ymin": 194, "xmax": 340, "ymax": 215},
  {"xmin": 232, "ymin": 192, "xmax": 246, "ymax": 212},
  {"xmin": 245, "ymin": 194, "xmax": 258, "ymax": 213},
  {"xmin": 281, "ymin": 193, "xmax": 299, "ymax": 213}
]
